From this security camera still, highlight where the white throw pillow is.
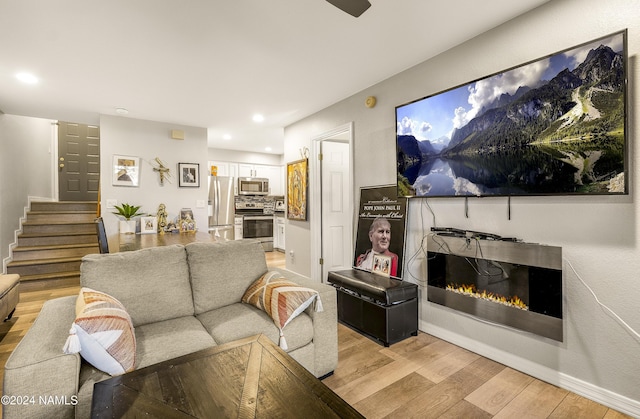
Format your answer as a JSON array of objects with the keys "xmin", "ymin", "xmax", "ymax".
[{"xmin": 63, "ymin": 287, "xmax": 136, "ymax": 375}]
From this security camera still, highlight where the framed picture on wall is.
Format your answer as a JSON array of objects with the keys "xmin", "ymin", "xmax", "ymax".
[
  {"xmin": 286, "ymin": 158, "xmax": 308, "ymax": 221},
  {"xmin": 112, "ymin": 155, "xmax": 140, "ymax": 187},
  {"xmin": 178, "ymin": 163, "xmax": 200, "ymax": 187}
]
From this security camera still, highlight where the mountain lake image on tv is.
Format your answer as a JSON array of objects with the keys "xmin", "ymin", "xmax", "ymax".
[{"xmin": 396, "ymin": 30, "xmax": 627, "ymax": 197}]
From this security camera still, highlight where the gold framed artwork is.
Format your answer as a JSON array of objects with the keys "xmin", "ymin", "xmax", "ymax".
[{"xmin": 286, "ymin": 158, "xmax": 308, "ymax": 221}]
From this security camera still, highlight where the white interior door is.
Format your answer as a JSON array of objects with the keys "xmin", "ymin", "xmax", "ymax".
[{"xmin": 320, "ymin": 140, "xmax": 352, "ymax": 282}]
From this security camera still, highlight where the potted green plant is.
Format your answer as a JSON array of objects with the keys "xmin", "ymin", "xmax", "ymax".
[{"xmin": 113, "ymin": 203, "xmax": 145, "ymax": 234}]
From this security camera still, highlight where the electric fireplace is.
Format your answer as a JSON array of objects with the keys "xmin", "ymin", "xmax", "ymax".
[{"xmin": 427, "ymin": 231, "xmax": 563, "ymax": 341}]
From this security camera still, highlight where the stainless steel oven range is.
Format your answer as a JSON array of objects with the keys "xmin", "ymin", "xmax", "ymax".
[{"xmin": 235, "ymin": 201, "xmax": 273, "ymax": 251}]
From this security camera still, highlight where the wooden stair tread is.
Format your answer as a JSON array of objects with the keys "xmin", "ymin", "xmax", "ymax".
[
  {"xmin": 32, "ymin": 201, "xmax": 96, "ymax": 203},
  {"xmin": 7, "ymin": 256, "xmax": 85, "ymax": 267},
  {"xmin": 13, "ymin": 243, "xmax": 98, "ymax": 252},
  {"xmin": 28, "ymin": 210, "xmax": 96, "ymax": 214},
  {"xmin": 18, "ymin": 232, "xmax": 95, "ymax": 238},
  {"xmin": 22, "ymin": 220, "xmax": 96, "ymax": 226},
  {"xmin": 18, "ymin": 271, "xmax": 80, "ymax": 282}
]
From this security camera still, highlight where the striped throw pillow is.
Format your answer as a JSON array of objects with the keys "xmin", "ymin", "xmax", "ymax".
[
  {"xmin": 63, "ymin": 287, "xmax": 136, "ymax": 375},
  {"xmin": 242, "ymin": 271, "xmax": 322, "ymax": 350}
]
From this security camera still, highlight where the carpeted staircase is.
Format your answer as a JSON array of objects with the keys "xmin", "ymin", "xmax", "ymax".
[{"xmin": 6, "ymin": 201, "xmax": 99, "ymax": 289}]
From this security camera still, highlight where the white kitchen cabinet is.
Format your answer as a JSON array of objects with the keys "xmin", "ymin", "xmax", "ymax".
[
  {"xmin": 238, "ymin": 163, "xmax": 277, "ymax": 179},
  {"xmin": 208, "ymin": 161, "xmax": 239, "ymax": 195},
  {"xmin": 208, "ymin": 161, "xmax": 238, "ymax": 179},
  {"xmin": 261, "ymin": 165, "xmax": 284, "ymax": 196},
  {"xmin": 274, "ymin": 216, "xmax": 285, "ymax": 251},
  {"xmin": 238, "ymin": 163, "xmax": 257, "ymax": 178},
  {"xmin": 234, "ymin": 216, "xmax": 243, "ymax": 240}
]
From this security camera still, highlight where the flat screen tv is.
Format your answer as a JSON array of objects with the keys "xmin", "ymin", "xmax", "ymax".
[{"xmin": 396, "ymin": 30, "xmax": 627, "ymax": 198}]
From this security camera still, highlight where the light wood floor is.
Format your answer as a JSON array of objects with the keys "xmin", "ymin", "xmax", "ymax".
[
  {"xmin": 0, "ymin": 250, "xmax": 629, "ymax": 418},
  {"xmin": 324, "ymin": 324, "xmax": 629, "ymax": 418}
]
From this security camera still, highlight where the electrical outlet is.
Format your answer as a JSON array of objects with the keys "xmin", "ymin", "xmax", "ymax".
[
  {"xmin": 106, "ymin": 199, "xmax": 117, "ymax": 209},
  {"xmin": 196, "ymin": 200, "xmax": 206, "ymax": 208}
]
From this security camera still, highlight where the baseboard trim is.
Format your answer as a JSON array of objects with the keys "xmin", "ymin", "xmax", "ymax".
[{"xmin": 420, "ymin": 320, "xmax": 640, "ymax": 418}]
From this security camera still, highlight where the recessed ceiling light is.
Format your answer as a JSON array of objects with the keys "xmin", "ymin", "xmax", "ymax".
[
  {"xmin": 265, "ymin": 147, "xmax": 272, "ymax": 152},
  {"xmin": 223, "ymin": 134, "xmax": 232, "ymax": 140},
  {"xmin": 16, "ymin": 72, "xmax": 38, "ymax": 84},
  {"xmin": 252, "ymin": 114, "xmax": 265, "ymax": 123},
  {"xmin": 115, "ymin": 107, "xmax": 129, "ymax": 115}
]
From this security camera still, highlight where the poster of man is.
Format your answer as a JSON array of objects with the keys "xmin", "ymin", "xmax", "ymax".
[{"xmin": 353, "ymin": 185, "xmax": 407, "ymax": 279}]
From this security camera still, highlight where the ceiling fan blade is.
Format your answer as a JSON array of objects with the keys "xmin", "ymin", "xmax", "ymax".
[{"xmin": 325, "ymin": 0, "xmax": 371, "ymax": 17}]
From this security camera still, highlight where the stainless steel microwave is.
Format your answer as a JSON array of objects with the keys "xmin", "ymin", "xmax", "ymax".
[{"xmin": 238, "ymin": 177, "xmax": 269, "ymax": 195}]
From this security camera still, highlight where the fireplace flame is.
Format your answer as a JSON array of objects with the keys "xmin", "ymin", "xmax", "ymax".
[{"xmin": 446, "ymin": 283, "xmax": 529, "ymax": 310}]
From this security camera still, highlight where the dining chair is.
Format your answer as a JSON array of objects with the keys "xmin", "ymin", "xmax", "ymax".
[{"xmin": 95, "ymin": 217, "xmax": 109, "ymax": 254}]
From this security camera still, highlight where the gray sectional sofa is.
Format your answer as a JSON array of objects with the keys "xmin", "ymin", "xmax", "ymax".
[{"xmin": 3, "ymin": 239, "xmax": 338, "ymax": 419}]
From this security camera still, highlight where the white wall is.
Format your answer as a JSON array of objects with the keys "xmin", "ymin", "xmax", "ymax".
[
  {"xmin": 0, "ymin": 114, "xmax": 54, "ymax": 267},
  {"xmin": 99, "ymin": 115, "xmax": 208, "ymax": 236},
  {"xmin": 208, "ymin": 148, "xmax": 283, "ymax": 166},
  {"xmin": 284, "ymin": 0, "xmax": 640, "ymax": 413}
]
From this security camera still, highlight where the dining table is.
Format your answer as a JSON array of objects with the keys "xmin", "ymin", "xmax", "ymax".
[{"xmin": 108, "ymin": 230, "xmax": 227, "ymax": 252}]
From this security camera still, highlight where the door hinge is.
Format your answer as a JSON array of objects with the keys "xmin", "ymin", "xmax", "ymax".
[
  {"xmin": 319, "ymin": 258, "xmax": 324, "ymax": 265},
  {"xmin": 318, "ymin": 153, "xmax": 323, "ymax": 161}
]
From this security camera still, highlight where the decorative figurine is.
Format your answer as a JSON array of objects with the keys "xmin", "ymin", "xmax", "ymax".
[
  {"xmin": 156, "ymin": 203, "xmax": 168, "ymax": 234},
  {"xmin": 180, "ymin": 213, "xmax": 196, "ymax": 233}
]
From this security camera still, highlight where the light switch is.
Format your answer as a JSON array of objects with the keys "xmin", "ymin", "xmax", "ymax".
[
  {"xmin": 106, "ymin": 199, "xmax": 117, "ymax": 209},
  {"xmin": 196, "ymin": 200, "xmax": 206, "ymax": 208}
]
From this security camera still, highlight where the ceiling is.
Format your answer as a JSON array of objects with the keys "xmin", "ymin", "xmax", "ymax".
[{"xmin": 0, "ymin": 0, "xmax": 550, "ymax": 155}]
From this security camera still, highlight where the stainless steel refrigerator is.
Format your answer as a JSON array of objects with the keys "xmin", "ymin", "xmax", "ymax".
[{"xmin": 208, "ymin": 176, "xmax": 235, "ymax": 239}]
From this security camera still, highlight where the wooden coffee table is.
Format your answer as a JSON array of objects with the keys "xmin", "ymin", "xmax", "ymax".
[{"xmin": 91, "ymin": 334, "xmax": 362, "ymax": 418}]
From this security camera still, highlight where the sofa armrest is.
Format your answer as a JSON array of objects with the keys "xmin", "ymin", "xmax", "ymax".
[
  {"xmin": 270, "ymin": 268, "xmax": 338, "ymax": 377},
  {"xmin": 3, "ymin": 296, "xmax": 80, "ymax": 419}
]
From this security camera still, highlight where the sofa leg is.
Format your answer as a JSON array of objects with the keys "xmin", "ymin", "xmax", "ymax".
[
  {"xmin": 319, "ymin": 371, "xmax": 334, "ymax": 380},
  {"xmin": 4, "ymin": 308, "xmax": 16, "ymax": 321}
]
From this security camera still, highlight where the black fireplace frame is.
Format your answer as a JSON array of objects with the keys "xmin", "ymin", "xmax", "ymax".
[{"xmin": 427, "ymin": 232, "xmax": 563, "ymax": 341}]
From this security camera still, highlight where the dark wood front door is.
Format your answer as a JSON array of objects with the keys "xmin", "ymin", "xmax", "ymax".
[{"xmin": 57, "ymin": 121, "xmax": 100, "ymax": 201}]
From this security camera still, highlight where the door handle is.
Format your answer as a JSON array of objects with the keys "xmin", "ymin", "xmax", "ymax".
[{"xmin": 59, "ymin": 163, "xmax": 65, "ymax": 168}]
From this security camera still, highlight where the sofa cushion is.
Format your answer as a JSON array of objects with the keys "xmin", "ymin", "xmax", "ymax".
[
  {"xmin": 197, "ymin": 303, "xmax": 313, "ymax": 353},
  {"xmin": 135, "ymin": 316, "xmax": 217, "ymax": 369},
  {"xmin": 185, "ymin": 240, "xmax": 267, "ymax": 314},
  {"xmin": 63, "ymin": 288, "xmax": 136, "ymax": 376},
  {"xmin": 80, "ymin": 244, "xmax": 194, "ymax": 326},
  {"xmin": 241, "ymin": 271, "xmax": 322, "ymax": 349}
]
